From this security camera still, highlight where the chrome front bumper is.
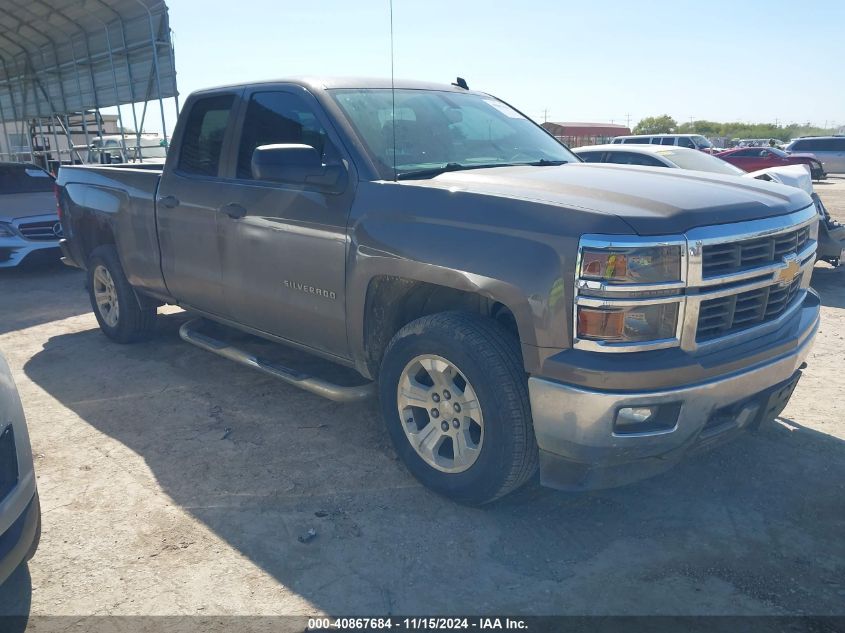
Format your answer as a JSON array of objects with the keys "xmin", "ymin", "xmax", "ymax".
[{"xmin": 529, "ymin": 293, "xmax": 819, "ymax": 491}]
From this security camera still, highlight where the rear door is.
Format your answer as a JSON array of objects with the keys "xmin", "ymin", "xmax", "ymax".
[
  {"xmin": 830, "ymin": 138, "xmax": 845, "ymax": 173},
  {"xmin": 157, "ymin": 92, "xmax": 240, "ymax": 317},
  {"xmin": 215, "ymin": 86, "xmax": 355, "ymax": 358}
]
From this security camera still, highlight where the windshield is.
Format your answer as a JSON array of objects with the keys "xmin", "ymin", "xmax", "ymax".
[
  {"xmin": 0, "ymin": 164, "xmax": 54, "ymax": 194},
  {"xmin": 692, "ymin": 135, "xmax": 713, "ymax": 149},
  {"xmin": 131, "ymin": 145, "xmax": 168, "ymax": 159},
  {"xmin": 656, "ymin": 149, "xmax": 745, "ymax": 175},
  {"xmin": 330, "ymin": 88, "xmax": 576, "ymax": 178}
]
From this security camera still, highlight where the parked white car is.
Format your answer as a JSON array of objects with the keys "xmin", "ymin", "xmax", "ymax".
[
  {"xmin": 573, "ymin": 144, "xmax": 813, "ymax": 192},
  {"xmin": 0, "ymin": 162, "xmax": 61, "ymax": 268},
  {"xmin": 574, "ymin": 144, "xmax": 844, "ymax": 266},
  {"xmin": 0, "ymin": 351, "xmax": 40, "ymax": 585}
]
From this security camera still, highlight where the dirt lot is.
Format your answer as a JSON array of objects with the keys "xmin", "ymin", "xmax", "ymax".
[{"xmin": 1, "ymin": 178, "xmax": 844, "ymax": 619}]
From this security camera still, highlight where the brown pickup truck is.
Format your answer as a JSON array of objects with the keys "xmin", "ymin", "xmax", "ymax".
[{"xmin": 56, "ymin": 78, "xmax": 820, "ymax": 504}]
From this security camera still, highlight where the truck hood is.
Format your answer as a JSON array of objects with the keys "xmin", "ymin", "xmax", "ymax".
[
  {"xmin": 408, "ymin": 163, "xmax": 811, "ymax": 235},
  {"xmin": 0, "ymin": 192, "xmax": 57, "ymax": 222}
]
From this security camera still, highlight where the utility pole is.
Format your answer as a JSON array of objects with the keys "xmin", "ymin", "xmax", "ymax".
[
  {"xmin": 542, "ymin": 108, "xmax": 549, "ymax": 123},
  {"xmin": 689, "ymin": 116, "xmax": 694, "ymax": 131},
  {"xmin": 625, "ymin": 113, "xmax": 631, "ymax": 129}
]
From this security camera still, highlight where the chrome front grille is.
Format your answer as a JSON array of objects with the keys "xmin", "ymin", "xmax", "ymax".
[
  {"xmin": 696, "ymin": 277, "xmax": 803, "ymax": 342},
  {"xmin": 18, "ymin": 219, "xmax": 60, "ymax": 241},
  {"xmin": 702, "ymin": 225, "xmax": 811, "ymax": 278}
]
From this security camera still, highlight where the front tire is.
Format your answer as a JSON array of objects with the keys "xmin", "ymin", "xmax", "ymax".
[
  {"xmin": 379, "ymin": 312, "xmax": 538, "ymax": 505},
  {"xmin": 87, "ymin": 245, "xmax": 157, "ymax": 343}
]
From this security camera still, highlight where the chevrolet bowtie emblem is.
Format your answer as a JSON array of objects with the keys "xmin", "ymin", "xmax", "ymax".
[{"xmin": 774, "ymin": 257, "xmax": 801, "ymax": 285}]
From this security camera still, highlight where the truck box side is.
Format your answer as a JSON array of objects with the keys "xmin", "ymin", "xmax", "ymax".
[{"xmin": 57, "ymin": 165, "xmax": 170, "ymax": 299}]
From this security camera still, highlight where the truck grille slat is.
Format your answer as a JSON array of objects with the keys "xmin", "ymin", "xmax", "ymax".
[
  {"xmin": 702, "ymin": 226, "xmax": 810, "ymax": 278},
  {"xmin": 696, "ymin": 278, "xmax": 802, "ymax": 342}
]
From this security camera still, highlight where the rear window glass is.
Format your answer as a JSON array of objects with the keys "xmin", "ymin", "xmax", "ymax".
[
  {"xmin": 177, "ymin": 94, "xmax": 235, "ymax": 176},
  {"xmin": 0, "ymin": 164, "xmax": 54, "ymax": 194}
]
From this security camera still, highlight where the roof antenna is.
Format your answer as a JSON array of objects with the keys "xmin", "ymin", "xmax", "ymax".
[
  {"xmin": 389, "ymin": 0, "xmax": 397, "ymax": 181},
  {"xmin": 452, "ymin": 77, "xmax": 469, "ymax": 90}
]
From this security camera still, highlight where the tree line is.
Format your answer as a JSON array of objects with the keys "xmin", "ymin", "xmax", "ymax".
[{"xmin": 633, "ymin": 115, "xmax": 836, "ymax": 141}]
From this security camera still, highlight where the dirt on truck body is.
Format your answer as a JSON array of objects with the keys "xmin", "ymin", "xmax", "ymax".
[{"xmin": 56, "ymin": 77, "xmax": 820, "ymax": 504}]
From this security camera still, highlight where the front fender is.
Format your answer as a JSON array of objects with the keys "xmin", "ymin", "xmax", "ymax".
[{"xmin": 344, "ymin": 181, "xmax": 630, "ymax": 375}]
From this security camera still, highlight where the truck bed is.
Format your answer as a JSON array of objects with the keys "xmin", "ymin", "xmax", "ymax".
[{"xmin": 57, "ymin": 164, "xmax": 168, "ymax": 296}]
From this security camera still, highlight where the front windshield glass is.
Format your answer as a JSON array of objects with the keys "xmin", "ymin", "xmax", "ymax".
[
  {"xmin": 330, "ymin": 88, "xmax": 576, "ymax": 177},
  {"xmin": 656, "ymin": 148, "xmax": 745, "ymax": 175},
  {"xmin": 131, "ymin": 145, "xmax": 168, "ymax": 159},
  {"xmin": 692, "ymin": 135, "xmax": 713, "ymax": 149}
]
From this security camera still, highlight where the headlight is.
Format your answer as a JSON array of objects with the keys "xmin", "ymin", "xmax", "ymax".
[
  {"xmin": 575, "ymin": 238, "xmax": 685, "ymax": 351},
  {"xmin": 0, "ymin": 222, "xmax": 17, "ymax": 238},
  {"xmin": 577, "ymin": 303, "xmax": 679, "ymax": 343},
  {"xmin": 580, "ymin": 245, "xmax": 681, "ymax": 284}
]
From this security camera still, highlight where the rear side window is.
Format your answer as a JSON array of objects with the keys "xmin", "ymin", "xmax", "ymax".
[
  {"xmin": 177, "ymin": 94, "xmax": 235, "ymax": 176},
  {"xmin": 607, "ymin": 152, "xmax": 665, "ymax": 167},
  {"xmin": 790, "ymin": 138, "xmax": 843, "ymax": 151},
  {"xmin": 611, "ymin": 138, "xmax": 623, "ymax": 144},
  {"xmin": 623, "ymin": 137, "xmax": 647, "ymax": 144},
  {"xmin": 661, "ymin": 137, "xmax": 675, "ymax": 145},
  {"xmin": 650, "ymin": 137, "xmax": 662, "ymax": 144},
  {"xmin": 235, "ymin": 91, "xmax": 337, "ymax": 180},
  {"xmin": 577, "ymin": 151, "xmax": 604, "ymax": 162},
  {"xmin": 0, "ymin": 164, "xmax": 54, "ymax": 194}
]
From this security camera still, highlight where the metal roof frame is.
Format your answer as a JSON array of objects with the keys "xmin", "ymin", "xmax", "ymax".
[{"xmin": 0, "ymin": 0, "xmax": 177, "ymax": 162}]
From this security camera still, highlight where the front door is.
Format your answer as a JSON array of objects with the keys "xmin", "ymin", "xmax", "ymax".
[
  {"xmin": 216, "ymin": 88, "xmax": 355, "ymax": 358},
  {"xmin": 157, "ymin": 92, "xmax": 239, "ymax": 317}
]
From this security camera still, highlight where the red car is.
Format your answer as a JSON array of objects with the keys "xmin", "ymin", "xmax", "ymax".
[{"xmin": 716, "ymin": 147, "xmax": 826, "ymax": 180}]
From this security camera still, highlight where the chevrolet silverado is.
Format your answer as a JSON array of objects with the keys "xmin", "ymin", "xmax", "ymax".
[{"xmin": 56, "ymin": 78, "xmax": 820, "ymax": 504}]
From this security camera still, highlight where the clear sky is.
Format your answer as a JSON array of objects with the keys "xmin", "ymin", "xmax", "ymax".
[{"xmin": 143, "ymin": 0, "xmax": 844, "ymax": 134}]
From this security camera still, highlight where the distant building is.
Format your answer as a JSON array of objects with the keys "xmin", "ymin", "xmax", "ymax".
[{"xmin": 542, "ymin": 122, "xmax": 632, "ymax": 148}]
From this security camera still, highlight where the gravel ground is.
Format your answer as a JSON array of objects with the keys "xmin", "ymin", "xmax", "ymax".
[{"xmin": 0, "ymin": 177, "xmax": 843, "ymax": 619}]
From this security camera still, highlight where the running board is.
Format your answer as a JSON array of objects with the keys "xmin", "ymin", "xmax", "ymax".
[{"xmin": 178, "ymin": 318, "xmax": 375, "ymax": 403}]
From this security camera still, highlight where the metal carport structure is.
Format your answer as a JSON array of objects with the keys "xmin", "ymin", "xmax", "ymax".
[{"xmin": 0, "ymin": 0, "xmax": 178, "ymax": 167}]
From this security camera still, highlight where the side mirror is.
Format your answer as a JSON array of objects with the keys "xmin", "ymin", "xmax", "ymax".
[{"xmin": 251, "ymin": 144, "xmax": 346, "ymax": 190}]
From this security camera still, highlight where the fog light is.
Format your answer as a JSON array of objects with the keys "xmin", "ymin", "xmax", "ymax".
[
  {"xmin": 614, "ymin": 403, "xmax": 681, "ymax": 435},
  {"xmin": 617, "ymin": 407, "xmax": 655, "ymax": 425}
]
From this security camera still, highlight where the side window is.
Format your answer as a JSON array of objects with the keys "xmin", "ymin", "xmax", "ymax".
[
  {"xmin": 650, "ymin": 137, "xmax": 662, "ymax": 144},
  {"xmin": 791, "ymin": 140, "xmax": 810, "ymax": 151},
  {"xmin": 623, "ymin": 138, "xmax": 645, "ymax": 144},
  {"xmin": 607, "ymin": 152, "xmax": 663, "ymax": 166},
  {"xmin": 677, "ymin": 137, "xmax": 695, "ymax": 149},
  {"xmin": 236, "ymin": 91, "xmax": 337, "ymax": 180},
  {"xmin": 577, "ymin": 151, "xmax": 604, "ymax": 163},
  {"xmin": 833, "ymin": 138, "xmax": 845, "ymax": 151},
  {"xmin": 661, "ymin": 137, "xmax": 675, "ymax": 145},
  {"xmin": 177, "ymin": 94, "xmax": 235, "ymax": 176}
]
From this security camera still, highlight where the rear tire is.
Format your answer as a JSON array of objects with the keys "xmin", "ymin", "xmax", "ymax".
[
  {"xmin": 87, "ymin": 245, "xmax": 157, "ymax": 343},
  {"xmin": 379, "ymin": 311, "xmax": 538, "ymax": 505}
]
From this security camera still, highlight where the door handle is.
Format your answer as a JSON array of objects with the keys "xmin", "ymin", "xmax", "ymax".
[
  {"xmin": 159, "ymin": 195, "xmax": 179, "ymax": 209},
  {"xmin": 219, "ymin": 202, "xmax": 247, "ymax": 219}
]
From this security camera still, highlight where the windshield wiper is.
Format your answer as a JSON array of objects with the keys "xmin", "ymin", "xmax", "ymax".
[{"xmin": 396, "ymin": 160, "xmax": 568, "ymax": 180}]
